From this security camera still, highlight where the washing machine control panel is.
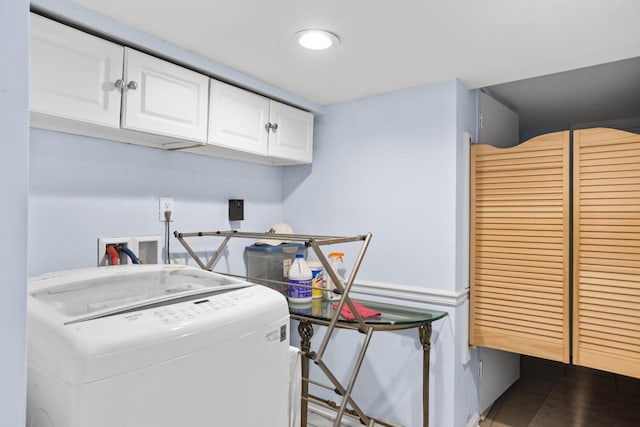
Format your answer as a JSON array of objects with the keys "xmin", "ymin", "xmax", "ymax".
[{"xmin": 150, "ymin": 289, "xmax": 256, "ymax": 324}]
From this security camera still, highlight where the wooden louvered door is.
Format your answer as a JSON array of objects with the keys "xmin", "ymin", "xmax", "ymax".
[
  {"xmin": 470, "ymin": 131, "xmax": 571, "ymax": 362},
  {"xmin": 573, "ymin": 128, "xmax": 640, "ymax": 378}
]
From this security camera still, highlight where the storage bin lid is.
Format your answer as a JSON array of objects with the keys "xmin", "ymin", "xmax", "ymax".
[{"xmin": 245, "ymin": 242, "xmax": 306, "ymax": 253}]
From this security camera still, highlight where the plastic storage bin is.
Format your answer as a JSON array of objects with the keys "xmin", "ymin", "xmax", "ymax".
[{"xmin": 245, "ymin": 243, "xmax": 307, "ymax": 293}]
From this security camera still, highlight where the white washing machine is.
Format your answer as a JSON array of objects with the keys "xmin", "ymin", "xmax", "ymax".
[{"xmin": 27, "ymin": 264, "xmax": 290, "ymax": 427}]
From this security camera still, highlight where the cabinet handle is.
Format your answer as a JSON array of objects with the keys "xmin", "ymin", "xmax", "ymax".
[
  {"xmin": 264, "ymin": 122, "xmax": 279, "ymax": 132},
  {"xmin": 127, "ymin": 81, "xmax": 139, "ymax": 90},
  {"xmin": 264, "ymin": 122, "xmax": 278, "ymax": 132},
  {"xmin": 114, "ymin": 79, "xmax": 125, "ymax": 91}
]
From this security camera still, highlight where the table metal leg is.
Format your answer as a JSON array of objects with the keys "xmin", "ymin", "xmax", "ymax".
[
  {"xmin": 298, "ymin": 321, "xmax": 314, "ymax": 427},
  {"xmin": 419, "ymin": 324, "xmax": 432, "ymax": 427},
  {"xmin": 333, "ymin": 326, "xmax": 373, "ymax": 426}
]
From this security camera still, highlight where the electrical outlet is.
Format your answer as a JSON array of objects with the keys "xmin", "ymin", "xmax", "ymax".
[{"xmin": 159, "ymin": 197, "xmax": 174, "ymax": 222}]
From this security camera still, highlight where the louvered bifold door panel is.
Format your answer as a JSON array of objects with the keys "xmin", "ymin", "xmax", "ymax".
[
  {"xmin": 574, "ymin": 128, "xmax": 640, "ymax": 379},
  {"xmin": 471, "ymin": 131, "xmax": 570, "ymax": 362}
]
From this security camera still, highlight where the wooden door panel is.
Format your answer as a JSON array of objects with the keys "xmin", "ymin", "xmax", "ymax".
[
  {"xmin": 471, "ymin": 131, "xmax": 570, "ymax": 362},
  {"xmin": 574, "ymin": 128, "xmax": 640, "ymax": 379}
]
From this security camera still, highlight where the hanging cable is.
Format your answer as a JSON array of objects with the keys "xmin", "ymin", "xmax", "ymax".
[
  {"xmin": 164, "ymin": 209, "xmax": 172, "ymax": 264},
  {"xmin": 121, "ymin": 247, "xmax": 141, "ymax": 264}
]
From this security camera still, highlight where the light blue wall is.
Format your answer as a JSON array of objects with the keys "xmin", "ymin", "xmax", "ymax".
[
  {"xmin": 27, "ymin": 0, "xmax": 311, "ymax": 277},
  {"xmin": 283, "ymin": 82, "xmax": 480, "ymax": 427},
  {"xmin": 29, "ymin": 130, "xmax": 285, "ymax": 276},
  {"xmin": 284, "ymin": 83, "xmax": 459, "ymax": 289},
  {"xmin": 0, "ymin": 0, "xmax": 29, "ymax": 425}
]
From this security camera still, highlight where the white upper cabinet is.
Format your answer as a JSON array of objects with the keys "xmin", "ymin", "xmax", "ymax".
[
  {"xmin": 29, "ymin": 14, "xmax": 313, "ymax": 165},
  {"xmin": 121, "ymin": 48, "xmax": 209, "ymax": 142},
  {"xmin": 30, "ymin": 13, "xmax": 123, "ymax": 128},
  {"xmin": 267, "ymin": 101, "xmax": 314, "ymax": 163},
  {"xmin": 30, "ymin": 14, "xmax": 208, "ymax": 145},
  {"xmin": 205, "ymin": 80, "xmax": 314, "ymax": 164},
  {"xmin": 208, "ymin": 80, "xmax": 270, "ymax": 154}
]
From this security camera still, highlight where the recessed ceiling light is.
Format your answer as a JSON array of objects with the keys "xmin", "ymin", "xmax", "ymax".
[{"xmin": 294, "ymin": 29, "xmax": 340, "ymax": 50}]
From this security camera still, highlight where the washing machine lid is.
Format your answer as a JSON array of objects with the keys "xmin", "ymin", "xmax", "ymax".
[
  {"xmin": 29, "ymin": 264, "xmax": 247, "ymax": 323},
  {"xmin": 28, "ymin": 265, "xmax": 289, "ymax": 384}
]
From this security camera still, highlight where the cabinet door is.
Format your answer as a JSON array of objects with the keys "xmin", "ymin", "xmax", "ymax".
[
  {"xmin": 268, "ymin": 101, "xmax": 314, "ymax": 163},
  {"xmin": 29, "ymin": 14, "xmax": 123, "ymax": 128},
  {"xmin": 208, "ymin": 80, "xmax": 269, "ymax": 154},
  {"xmin": 122, "ymin": 48, "xmax": 208, "ymax": 142}
]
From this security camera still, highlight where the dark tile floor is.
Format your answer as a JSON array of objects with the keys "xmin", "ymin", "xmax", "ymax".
[{"xmin": 480, "ymin": 356, "xmax": 640, "ymax": 427}]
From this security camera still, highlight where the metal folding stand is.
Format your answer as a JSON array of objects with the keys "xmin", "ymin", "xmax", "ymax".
[{"xmin": 173, "ymin": 230, "xmax": 375, "ymax": 426}]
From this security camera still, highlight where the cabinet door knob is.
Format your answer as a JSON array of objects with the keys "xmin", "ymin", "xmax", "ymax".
[
  {"xmin": 127, "ymin": 81, "xmax": 139, "ymax": 90},
  {"xmin": 265, "ymin": 122, "xmax": 279, "ymax": 132},
  {"xmin": 114, "ymin": 79, "xmax": 125, "ymax": 91}
]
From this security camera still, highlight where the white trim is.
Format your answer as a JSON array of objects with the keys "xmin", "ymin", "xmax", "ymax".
[
  {"xmin": 307, "ymin": 403, "xmax": 362, "ymax": 427},
  {"xmin": 466, "ymin": 412, "xmax": 481, "ymax": 427},
  {"xmin": 308, "ymin": 402, "xmax": 404, "ymax": 427},
  {"xmin": 352, "ymin": 280, "xmax": 469, "ymax": 307}
]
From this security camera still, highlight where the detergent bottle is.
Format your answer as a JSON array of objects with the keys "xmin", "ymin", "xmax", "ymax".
[
  {"xmin": 288, "ymin": 254, "xmax": 312, "ymax": 304},
  {"xmin": 306, "ymin": 260, "xmax": 324, "ymax": 299},
  {"xmin": 324, "ymin": 252, "xmax": 344, "ymax": 301}
]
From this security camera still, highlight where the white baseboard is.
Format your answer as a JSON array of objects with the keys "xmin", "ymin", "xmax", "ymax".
[
  {"xmin": 308, "ymin": 402, "xmax": 404, "ymax": 427},
  {"xmin": 466, "ymin": 412, "xmax": 481, "ymax": 427},
  {"xmin": 307, "ymin": 402, "xmax": 360, "ymax": 426}
]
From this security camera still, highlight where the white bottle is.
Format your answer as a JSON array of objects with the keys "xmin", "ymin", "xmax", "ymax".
[
  {"xmin": 288, "ymin": 254, "xmax": 312, "ymax": 304},
  {"xmin": 324, "ymin": 252, "xmax": 344, "ymax": 301}
]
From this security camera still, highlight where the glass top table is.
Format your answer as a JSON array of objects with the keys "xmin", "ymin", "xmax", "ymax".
[
  {"xmin": 290, "ymin": 296, "xmax": 447, "ymax": 427},
  {"xmin": 288, "ymin": 296, "xmax": 447, "ymax": 330}
]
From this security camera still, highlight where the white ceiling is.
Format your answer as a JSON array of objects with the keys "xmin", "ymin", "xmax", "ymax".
[{"xmin": 69, "ymin": 0, "xmax": 640, "ymax": 128}]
